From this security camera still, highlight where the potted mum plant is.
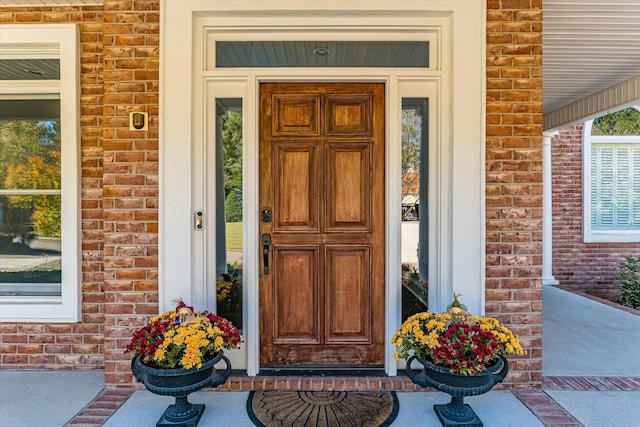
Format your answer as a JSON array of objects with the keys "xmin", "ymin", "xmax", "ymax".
[
  {"xmin": 392, "ymin": 294, "xmax": 524, "ymax": 427},
  {"xmin": 126, "ymin": 300, "xmax": 242, "ymax": 427}
]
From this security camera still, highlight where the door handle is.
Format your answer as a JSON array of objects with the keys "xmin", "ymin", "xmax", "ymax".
[{"xmin": 261, "ymin": 233, "xmax": 272, "ymax": 274}]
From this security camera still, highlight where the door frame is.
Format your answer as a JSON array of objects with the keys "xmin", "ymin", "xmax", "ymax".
[{"xmin": 160, "ymin": 1, "xmax": 486, "ymax": 376}]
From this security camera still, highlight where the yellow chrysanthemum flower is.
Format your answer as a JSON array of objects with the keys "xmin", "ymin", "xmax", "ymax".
[{"xmin": 391, "ymin": 304, "xmax": 526, "ymax": 375}]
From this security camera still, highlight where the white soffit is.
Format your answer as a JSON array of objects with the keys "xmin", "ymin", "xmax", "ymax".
[{"xmin": 543, "ymin": 0, "xmax": 640, "ymax": 129}]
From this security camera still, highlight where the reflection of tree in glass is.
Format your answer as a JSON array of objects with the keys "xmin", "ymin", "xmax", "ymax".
[
  {"xmin": 0, "ymin": 120, "xmax": 61, "ymax": 238},
  {"xmin": 402, "ymin": 109, "xmax": 422, "ymax": 176},
  {"xmin": 222, "ymin": 111, "xmax": 243, "ymax": 222},
  {"xmin": 402, "ymin": 108, "xmax": 422, "ymax": 219}
]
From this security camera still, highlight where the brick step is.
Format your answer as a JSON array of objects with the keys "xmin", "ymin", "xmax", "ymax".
[{"xmin": 216, "ymin": 375, "xmax": 423, "ymax": 391}]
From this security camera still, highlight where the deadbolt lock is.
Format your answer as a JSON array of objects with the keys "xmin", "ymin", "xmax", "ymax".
[{"xmin": 261, "ymin": 207, "xmax": 272, "ymax": 223}]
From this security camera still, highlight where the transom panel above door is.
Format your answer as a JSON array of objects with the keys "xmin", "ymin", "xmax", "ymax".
[{"xmin": 259, "ymin": 82, "xmax": 385, "ymax": 367}]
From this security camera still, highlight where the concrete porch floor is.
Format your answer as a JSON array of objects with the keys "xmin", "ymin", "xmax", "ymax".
[{"xmin": 1, "ymin": 286, "xmax": 639, "ymax": 426}]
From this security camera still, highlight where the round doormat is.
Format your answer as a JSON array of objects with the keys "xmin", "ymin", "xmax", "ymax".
[{"xmin": 247, "ymin": 390, "xmax": 399, "ymax": 427}]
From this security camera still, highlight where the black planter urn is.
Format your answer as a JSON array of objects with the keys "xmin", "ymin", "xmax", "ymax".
[
  {"xmin": 131, "ymin": 352, "xmax": 231, "ymax": 427},
  {"xmin": 406, "ymin": 355, "xmax": 508, "ymax": 427}
]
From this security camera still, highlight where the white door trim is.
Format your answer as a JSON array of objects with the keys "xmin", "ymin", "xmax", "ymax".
[{"xmin": 160, "ymin": 1, "xmax": 486, "ymax": 376}]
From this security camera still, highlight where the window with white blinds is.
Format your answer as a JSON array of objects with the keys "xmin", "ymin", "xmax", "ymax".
[{"xmin": 583, "ymin": 120, "xmax": 640, "ymax": 242}]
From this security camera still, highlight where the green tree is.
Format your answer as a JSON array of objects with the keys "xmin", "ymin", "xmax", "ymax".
[
  {"xmin": 221, "ymin": 111, "xmax": 243, "ymax": 201},
  {"xmin": 225, "ymin": 190, "xmax": 243, "ymax": 223},
  {"xmin": 592, "ymin": 108, "xmax": 640, "ymax": 135}
]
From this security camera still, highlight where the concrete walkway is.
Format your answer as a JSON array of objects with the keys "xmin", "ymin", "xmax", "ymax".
[
  {"xmin": 0, "ymin": 370, "xmax": 104, "ymax": 427},
  {"xmin": 1, "ymin": 286, "xmax": 639, "ymax": 426}
]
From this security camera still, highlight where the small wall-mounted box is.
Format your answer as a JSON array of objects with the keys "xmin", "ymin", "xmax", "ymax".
[{"xmin": 129, "ymin": 112, "xmax": 149, "ymax": 131}]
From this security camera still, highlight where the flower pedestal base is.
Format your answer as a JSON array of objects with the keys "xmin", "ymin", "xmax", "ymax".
[
  {"xmin": 433, "ymin": 397, "xmax": 482, "ymax": 427},
  {"xmin": 407, "ymin": 355, "xmax": 508, "ymax": 427},
  {"xmin": 131, "ymin": 353, "xmax": 231, "ymax": 427},
  {"xmin": 156, "ymin": 396, "xmax": 204, "ymax": 427}
]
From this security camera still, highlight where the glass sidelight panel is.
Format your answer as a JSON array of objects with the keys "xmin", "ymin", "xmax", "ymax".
[
  {"xmin": 215, "ymin": 98, "xmax": 243, "ymax": 330},
  {"xmin": 401, "ymin": 98, "xmax": 428, "ymax": 320}
]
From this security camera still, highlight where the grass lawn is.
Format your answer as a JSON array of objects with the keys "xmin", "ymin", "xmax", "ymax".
[{"xmin": 226, "ymin": 222, "xmax": 242, "ymax": 250}]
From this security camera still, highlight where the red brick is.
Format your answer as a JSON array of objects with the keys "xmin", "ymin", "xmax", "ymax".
[
  {"xmin": 3, "ymin": 355, "xmax": 28, "ymax": 364},
  {"xmin": 18, "ymin": 345, "xmax": 43, "ymax": 354},
  {"xmin": 2, "ymin": 335, "xmax": 28, "ymax": 344}
]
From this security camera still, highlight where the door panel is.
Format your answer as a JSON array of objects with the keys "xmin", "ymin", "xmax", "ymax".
[
  {"xmin": 274, "ymin": 144, "xmax": 319, "ymax": 230},
  {"xmin": 273, "ymin": 246, "xmax": 320, "ymax": 344},
  {"xmin": 325, "ymin": 245, "xmax": 371, "ymax": 343},
  {"xmin": 326, "ymin": 144, "xmax": 370, "ymax": 229},
  {"xmin": 326, "ymin": 94, "xmax": 372, "ymax": 135},
  {"xmin": 273, "ymin": 96, "xmax": 320, "ymax": 135},
  {"xmin": 260, "ymin": 82, "xmax": 385, "ymax": 367}
]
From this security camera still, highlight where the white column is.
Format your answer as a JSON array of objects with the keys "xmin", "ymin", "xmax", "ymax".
[{"xmin": 542, "ymin": 131, "xmax": 559, "ymax": 285}]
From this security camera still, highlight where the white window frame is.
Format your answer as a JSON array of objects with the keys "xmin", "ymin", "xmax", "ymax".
[
  {"xmin": 583, "ymin": 119, "xmax": 640, "ymax": 243},
  {"xmin": 0, "ymin": 24, "xmax": 81, "ymax": 322}
]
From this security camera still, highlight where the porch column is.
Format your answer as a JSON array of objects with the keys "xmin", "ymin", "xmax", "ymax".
[{"xmin": 543, "ymin": 131, "xmax": 559, "ymax": 285}]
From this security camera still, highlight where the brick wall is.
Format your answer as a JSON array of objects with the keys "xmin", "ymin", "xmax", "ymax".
[
  {"xmin": 551, "ymin": 124, "xmax": 640, "ymax": 301},
  {"xmin": 101, "ymin": 0, "xmax": 160, "ymax": 385},
  {"xmin": 1, "ymin": 0, "xmax": 544, "ymax": 388},
  {"xmin": 485, "ymin": 0, "xmax": 543, "ymax": 388},
  {"xmin": 0, "ymin": 5, "xmax": 105, "ymax": 369}
]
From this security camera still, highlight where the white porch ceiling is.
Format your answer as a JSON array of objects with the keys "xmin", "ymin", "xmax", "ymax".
[
  {"xmin": 1, "ymin": 0, "xmax": 638, "ymax": 129},
  {"xmin": 543, "ymin": 0, "xmax": 640, "ymax": 129}
]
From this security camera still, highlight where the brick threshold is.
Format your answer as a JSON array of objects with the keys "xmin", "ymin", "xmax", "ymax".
[
  {"xmin": 66, "ymin": 375, "xmax": 640, "ymax": 426},
  {"xmin": 216, "ymin": 374, "xmax": 422, "ymax": 392}
]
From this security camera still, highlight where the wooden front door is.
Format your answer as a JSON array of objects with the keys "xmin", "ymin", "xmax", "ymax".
[{"xmin": 259, "ymin": 82, "xmax": 385, "ymax": 367}]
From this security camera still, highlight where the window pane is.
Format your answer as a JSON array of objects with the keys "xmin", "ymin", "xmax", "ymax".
[
  {"xmin": 0, "ymin": 116, "xmax": 61, "ymax": 190},
  {"xmin": 215, "ymin": 99, "xmax": 243, "ymax": 330},
  {"xmin": 591, "ymin": 143, "xmax": 640, "ymax": 231},
  {"xmin": 0, "ymin": 107, "xmax": 61, "ymax": 297},
  {"xmin": 0, "ymin": 194, "xmax": 62, "ymax": 296},
  {"xmin": 401, "ymin": 98, "xmax": 428, "ymax": 320}
]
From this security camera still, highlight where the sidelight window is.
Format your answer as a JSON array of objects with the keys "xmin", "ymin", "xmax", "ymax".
[
  {"xmin": 401, "ymin": 98, "xmax": 429, "ymax": 320},
  {"xmin": 215, "ymin": 98, "xmax": 243, "ymax": 330}
]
